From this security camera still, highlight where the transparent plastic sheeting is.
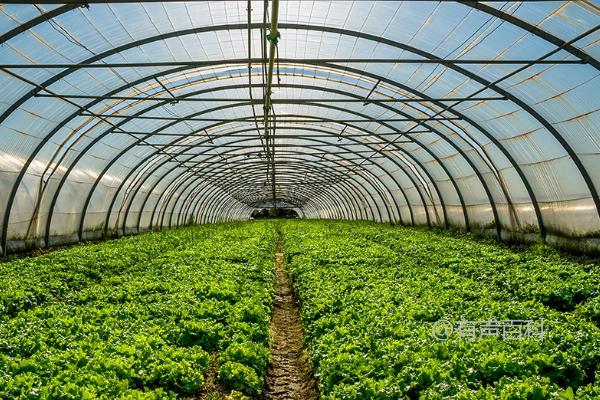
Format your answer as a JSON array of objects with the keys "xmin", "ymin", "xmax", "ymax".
[{"xmin": 0, "ymin": 1, "xmax": 598, "ymax": 254}]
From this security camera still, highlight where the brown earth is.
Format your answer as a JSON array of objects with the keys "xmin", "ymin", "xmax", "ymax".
[
  {"xmin": 263, "ymin": 239, "xmax": 319, "ymax": 400},
  {"xmin": 195, "ymin": 353, "xmax": 228, "ymax": 400}
]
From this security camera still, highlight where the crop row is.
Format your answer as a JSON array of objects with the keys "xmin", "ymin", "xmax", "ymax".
[
  {"xmin": 0, "ymin": 222, "xmax": 276, "ymax": 399},
  {"xmin": 283, "ymin": 220, "xmax": 600, "ymax": 399}
]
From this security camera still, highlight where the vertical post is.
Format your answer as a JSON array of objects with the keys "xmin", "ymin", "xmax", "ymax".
[{"xmin": 264, "ymin": 0, "xmax": 280, "ymax": 208}]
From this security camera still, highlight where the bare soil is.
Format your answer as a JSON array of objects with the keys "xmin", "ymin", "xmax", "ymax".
[
  {"xmin": 196, "ymin": 353, "xmax": 228, "ymax": 400},
  {"xmin": 263, "ymin": 240, "xmax": 319, "ymax": 400}
]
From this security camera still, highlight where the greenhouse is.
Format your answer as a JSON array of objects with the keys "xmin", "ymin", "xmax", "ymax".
[{"xmin": 0, "ymin": 1, "xmax": 599, "ymax": 399}]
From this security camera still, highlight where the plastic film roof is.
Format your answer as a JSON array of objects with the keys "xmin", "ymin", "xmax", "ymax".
[{"xmin": 0, "ymin": 0, "xmax": 599, "ymax": 254}]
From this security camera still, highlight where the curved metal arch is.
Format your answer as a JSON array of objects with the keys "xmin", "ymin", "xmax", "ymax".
[
  {"xmin": 1, "ymin": 63, "xmax": 516, "ymax": 250},
  {"xmin": 0, "ymin": 5, "xmax": 80, "ymax": 45},
  {"xmin": 49, "ymin": 62, "xmax": 549, "ymax": 244},
  {"xmin": 57, "ymin": 91, "xmax": 464, "ymax": 247},
  {"xmin": 185, "ymin": 162, "xmax": 366, "ymax": 224},
  {"xmin": 200, "ymin": 195, "xmax": 250, "ymax": 225},
  {"xmin": 67, "ymin": 87, "xmax": 444, "ymax": 242},
  {"xmin": 218, "ymin": 184, "xmax": 346, "ymax": 221},
  {"xmin": 73, "ymin": 82, "xmax": 462, "ymax": 238},
  {"xmin": 75, "ymin": 91, "xmax": 443, "ymax": 243},
  {"xmin": 177, "ymin": 158, "xmax": 365, "ymax": 224},
  {"xmin": 145, "ymin": 146, "xmax": 390, "ymax": 229},
  {"xmin": 185, "ymin": 169, "xmax": 350, "ymax": 227},
  {"xmin": 211, "ymin": 198, "xmax": 247, "ymax": 223},
  {"xmin": 175, "ymin": 160, "xmax": 363, "ymax": 227},
  {"xmin": 67, "ymin": 84, "xmax": 459, "ymax": 245},
  {"xmin": 125, "ymin": 129, "xmax": 412, "ymax": 234},
  {"xmin": 186, "ymin": 180, "xmax": 346, "ymax": 225},
  {"xmin": 119, "ymin": 116, "xmax": 427, "ymax": 235},
  {"xmin": 188, "ymin": 182, "xmax": 307, "ymax": 224},
  {"xmin": 7, "ymin": 20, "xmax": 594, "ymax": 245},
  {"xmin": 0, "ymin": 10, "xmax": 584, "ymax": 234},
  {"xmin": 191, "ymin": 186, "xmax": 313, "ymax": 226},
  {"xmin": 130, "ymin": 148, "xmax": 380, "ymax": 235},
  {"xmin": 165, "ymin": 161, "xmax": 357, "ymax": 227},
  {"xmin": 138, "ymin": 132, "xmax": 414, "ymax": 233},
  {"xmin": 316, "ymin": 63, "xmax": 541, "ymax": 235},
  {"xmin": 173, "ymin": 152, "xmax": 357, "ymax": 224},
  {"xmin": 311, "ymin": 21, "xmax": 599, "ymax": 228},
  {"xmin": 108, "ymin": 75, "xmax": 480, "ymax": 231},
  {"xmin": 47, "ymin": 71, "xmax": 508, "ymax": 243},
  {"xmin": 1, "ymin": 24, "xmax": 572, "ymax": 237},
  {"xmin": 106, "ymin": 145, "xmax": 374, "ymax": 237},
  {"xmin": 9, "ymin": 66, "xmax": 502, "ymax": 239},
  {"xmin": 0, "ymin": 64, "xmax": 192, "ymax": 251},
  {"xmin": 458, "ymin": 1, "xmax": 600, "ymax": 71},
  {"xmin": 185, "ymin": 193, "xmax": 248, "ymax": 225},
  {"xmin": 185, "ymin": 178, "xmax": 343, "ymax": 225},
  {"xmin": 190, "ymin": 175, "xmax": 343, "ymax": 227},
  {"xmin": 140, "ymin": 141, "xmax": 398, "ymax": 233},
  {"xmin": 266, "ymin": 90, "xmax": 461, "ymax": 226},
  {"xmin": 3, "ymin": 2, "xmax": 594, "ymax": 69},
  {"xmin": 1, "ymin": 20, "xmax": 593, "ymax": 244},
  {"xmin": 11, "ymin": 66, "xmax": 499, "ymax": 249},
  {"xmin": 162, "ymin": 157, "xmax": 377, "ymax": 230},
  {"xmin": 177, "ymin": 170, "xmax": 317, "ymax": 225},
  {"xmin": 144, "ymin": 148, "xmax": 388, "ymax": 229},
  {"xmin": 194, "ymin": 195, "xmax": 244, "ymax": 225},
  {"xmin": 304, "ymin": 64, "xmax": 548, "ymax": 236},
  {"xmin": 215, "ymin": 199, "xmax": 248, "ymax": 221},
  {"xmin": 156, "ymin": 158, "xmax": 384, "ymax": 229},
  {"xmin": 85, "ymin": 108, "xmax": 435, "ymax": 241},
  {"xmin": 95, "ymin": 121, "xmax": 374, "ymax": 237},
  {"xmin": 77, "ymin": 81, "xmax": 440, "ymax": 236},
  {"xmin": 214, "ymin": 72, "xmax": 501, "ymax": 232},
  {"xmin": 243, "ymin": 82, "xmax": 458, "ymax": 225}
]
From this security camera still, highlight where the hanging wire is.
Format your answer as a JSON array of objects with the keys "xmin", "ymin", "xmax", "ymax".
[{"xmin": 247, "ymin": 0, "xmax": 269, "ymax": 159}]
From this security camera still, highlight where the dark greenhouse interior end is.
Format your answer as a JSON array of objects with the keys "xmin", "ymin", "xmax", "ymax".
[{"xmin": 250, "ymin": 208, "xmax": 299, "ymax": 219}]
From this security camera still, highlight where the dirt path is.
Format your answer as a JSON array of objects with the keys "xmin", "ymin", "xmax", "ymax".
[
  {"xmin": 264, "ymin": 238, "xmax": 319, "ymax": 400},
  {"xmin": 195, "ymin": 354, "xmax": 227, "ymax": 400}
]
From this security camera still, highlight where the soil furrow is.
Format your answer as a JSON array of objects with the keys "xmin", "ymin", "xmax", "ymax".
[{"xmin": 264, "ymin": 239, "xmax": 319, "ymax": 400}]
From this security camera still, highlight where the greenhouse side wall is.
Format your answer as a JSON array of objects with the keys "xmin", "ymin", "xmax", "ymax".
[{"xmin": 4, "ymin": 182, "xmax": 600, "ymax": 255}]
